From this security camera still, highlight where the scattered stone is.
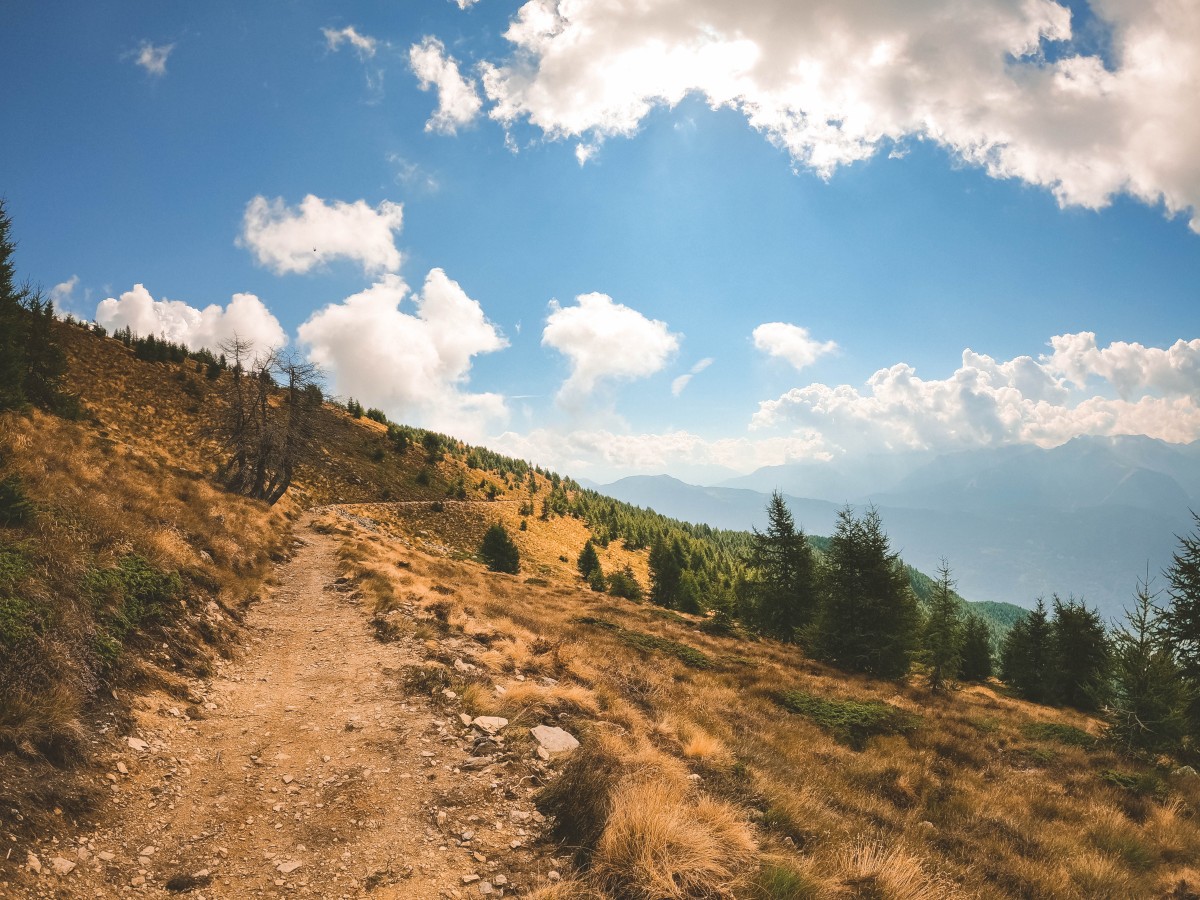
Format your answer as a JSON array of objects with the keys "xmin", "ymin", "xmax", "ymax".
[
  {"xmin": 494, "ymin": 874, "xmax": 509, "ymax": 886},
  {"xmin": 140, "ymin": 846, "xmax": 157, "ymax": 857},
  {"xmin": 50, "ymin": 857, "xmax": 76, "ymax": 875},
  {"xmin": 687, "ymin": 774, "xmax": 702, "ymax": 782},
  {"xmin": 131, "ymin": 875, "xmax": 146, "ymax": 886},
  {"xmin": 277, "ymin": 859, "xmax": 303, "ymax": 874},
  {"xmin": 116, "ymin": 761, "xmax": 129, "ymax": 775},
  {"xmin": 479, "ymin": 882, "xmax": 495, "ymax": 895},
  {"xmin": 282, "ymin": 774, "xmax": 293, "ymax": 784},
  {"xmin": 460, "ymin": 713, "xmax": 474, "ymax": 727},
  {"xmin": 472, "ymin": 717, "xmax": 508, "ymax": 735},
  {"xmin": 462, "ymin": 873, "xmax": 481, "ymax": 884},
  {"xmin": 548, "ymin": 870, "xmax": 561, "ymax": 881},
  {"xmin": 460, "ymin": 756, "xmax": 494, "ymax": 771},
  {"xmin": 25, "ymin": 852, "xmax": 41, "ymax": 874},
  {"xmin": 127, "ymin": 737, "xmax": 149, "ymax": 752},
  {"xmin": 98, "ymin": 851, "xmax": 115, "ymax": 862},
  {"xmin": 1173, "ymin": 765, "xmax": 1199, "ymax": 778}
]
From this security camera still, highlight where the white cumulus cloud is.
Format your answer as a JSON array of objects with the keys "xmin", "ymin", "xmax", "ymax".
[
  {"xmin": 239, "ymin": 195, "xmax": 405, "ymax": 276},
  {"xmin": 452, "ymin": 0, "xmax": 481, "ymax": 8},
  {"xmin": 131, "ymin": 41, "xmax": 173, "ymax": 77},
  {"xmin": 410, "ymin": 37, "xmax": 483, "ymax": 134},
  {"xmin": 480, "ymin": 0, "xmax": 1200, "ymax": 231},
  {"xmin": 751, "ymin": 333, "xmax": 1200, "ymax": 455},
  {"xmin": 95, "ymin": 285, "xmax": 286, "ymax": 352},
  {"xmin": 753, "ymin": 322, "xmax": 837, "ymax": 370},
  {"xmin": 323, "ymin": 25, "xmax": 377, "ymax": 58},
  {"xmin": 542, "ymin": 293, "xmax": 680, "ymax": 405},
  {"xmin": 298, "ymin": 270, "xmax": 508, "ymax": 440}
]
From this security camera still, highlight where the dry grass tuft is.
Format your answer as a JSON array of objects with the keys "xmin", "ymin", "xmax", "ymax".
[
  {"xmin": 837, "ymin": 838, "xmax": 951, "ymax": 900},
  {"xmin": 592, "ymin": 778, "xmax": 756, "ymax": 900}
]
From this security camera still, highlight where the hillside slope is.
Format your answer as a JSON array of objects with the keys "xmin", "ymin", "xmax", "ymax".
[{"xmin": 4, "ymin": 323, "xmax": 1200, "ymax": 899}]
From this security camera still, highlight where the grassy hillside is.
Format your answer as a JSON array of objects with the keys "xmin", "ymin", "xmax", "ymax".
[{"xmin": 3, "ymin": 321, "xmax": 1198, "ymax": 897}]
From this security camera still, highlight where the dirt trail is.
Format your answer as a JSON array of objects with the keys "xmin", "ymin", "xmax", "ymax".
[{"xmin": 23, "ymin": 511, "xmax": 554, "ymax": 899}]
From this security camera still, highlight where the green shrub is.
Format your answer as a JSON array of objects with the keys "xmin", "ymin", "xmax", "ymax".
[
  {"xmin": 0, "ymin": 595, "xmax": 44, "ymax": 648},
  {"xmin": 573, "ymin": 616, "xmax": 713, "ymax": 669},
  {"xmin": 752, "ymin": 860, "xmax": 822, "ymax": 899},
  {"xmin": 777, "ymin": 691, "xmax": 919, "ymax": 750},
  {"xmin": 1023, "ymin": 722, "xmax": 1097, "ymax": 749},
  {"xmin": 606, "ymin": 566, "xmax": 644, "ymax": 602},
  {"xmin": 85, "ymin": 554, "xmax": 183, "ymax": 644},
  {"xmin": 1100, "ymin": 769, "xmax": 1165, "ymax": 799}
]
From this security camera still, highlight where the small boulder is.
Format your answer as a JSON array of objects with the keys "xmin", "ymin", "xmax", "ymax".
[
  {"xmin": 126, "ymin": 737, "xmax": 149, "ymax": 752},
  {"xmin": 51, "ymin": 857, "xmax": 76, "ymax": 875},
  {"xmin": 25, "ymin": 852, "xmax": 41, "ymax": 874},
  {"xmin": 530, "ymin": 725, "xmax": 578, "ymax": 756},
  {"xmin": 472, "ymin": 716, "xmax": 509, "ymax": 735}
]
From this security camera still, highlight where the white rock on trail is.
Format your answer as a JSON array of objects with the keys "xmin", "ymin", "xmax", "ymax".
[
  {"xmin": 529, "ymin": 725, "xmax": 579, "ymax": 756},
  {"xmin": 50, "ymin": 857, "xmax": 76, "ymax": 875},
  {"xmin": 472, "ymin": 717, "xmax": 508, "ymax": 735},
  {"xmin": 126, "ymin": 737, "xmax": 149, "ymax": 752}
]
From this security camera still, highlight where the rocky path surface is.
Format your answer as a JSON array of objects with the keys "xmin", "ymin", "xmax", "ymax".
[{"xmin": 19, "ymin": 512, "xmax": 561, "ymax": 899}]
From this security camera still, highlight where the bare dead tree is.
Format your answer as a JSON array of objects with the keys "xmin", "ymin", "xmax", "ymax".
[{"xmin": 216, "ymin": 339, "xmax": 321, "ymax": 505}]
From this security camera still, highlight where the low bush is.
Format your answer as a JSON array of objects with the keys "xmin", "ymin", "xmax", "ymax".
[{"xmin": 777, "ymin": 691, "xmax": 918, "ymax": 750}]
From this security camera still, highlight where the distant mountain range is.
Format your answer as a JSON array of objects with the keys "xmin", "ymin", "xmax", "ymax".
[{"xmin": 595, "ymin": 436, "xmax": 1199, "ymax": 620}]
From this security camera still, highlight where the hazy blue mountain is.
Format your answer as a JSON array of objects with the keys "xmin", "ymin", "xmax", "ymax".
[
  {"xmin": 599, "ymin": 437, "xmax": 1199, "ymax": 620},
  {"xmin": 598, "ymin": 475, "xmax": 841, "ymax": 534}
]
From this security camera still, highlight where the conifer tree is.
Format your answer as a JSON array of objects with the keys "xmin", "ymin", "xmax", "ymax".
[
  {"xmin": 747, "ymin": 491, "xmax": 816, "ymax": 641},
  {"xmin": 1164, "ymin": 513, "xmax": 1200, "ymax": 715},
  {"xmin": 1109, "ymin": 574, "xmax": 1188, "ymax": 752},
  {"xmin": 0, "ymin": 199, "xmax": 28, "ymax": 410},
  {"xmin": 480, "ymin": 522, "xmax": 520, "ymax": 573},
  {"xmin": 649, "ymin": 536, "xmax": 683, "ymax": 608},
  {"xmin": 1050, "ymin": 595, "xmax": 1110, "ymax": 711},
  {"xmin": 810, "ymin": 505, "xmax": 919, "ymax": 678},
  {"xmin": 577, "ymin": 540, "xmax": 602, "ymax": 580},
  {"xmin": 959, "ymin": 614, "xmax": 994, "ymax": 682},
  {"xmin": 1001, "ymin": 597, "xmax": 1053, "ymax": 702},
  {"xmin": 923, "ymin": 559, "xmax": 963, "ymax": 692}
]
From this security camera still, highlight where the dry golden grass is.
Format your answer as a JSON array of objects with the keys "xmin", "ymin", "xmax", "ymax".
[
  {"xmin": 324, "ymin": 496, "xmax": 1200, "ymax": 900},
  {"xmin": 36, "ymin": 322, "xmax": 1193, "ymax": 900},
  {"xmin": 593, "ymin": 778, "xmax": 756, "ymax": 900}
]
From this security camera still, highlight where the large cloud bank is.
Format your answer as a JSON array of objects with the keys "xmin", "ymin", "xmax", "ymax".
[
  {"xmin": 474, "ymin": 0, "xmax": 1200, "ymax": 230},
  {"xmin": 752, "ymin": 332, "xmax": 1200, "ymax": 455},
  {"xmin": 298, "ymin": 270, "xmax": 508, "ymax": 440},
  {"xmin": 95, "ymin": 285, "xmax": 286, "ymax": 352}
]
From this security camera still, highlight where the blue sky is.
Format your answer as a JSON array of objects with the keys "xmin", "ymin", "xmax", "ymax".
[{"xmin": 3, "ymin": 0, "xmax": 1199, "ymax": 481}]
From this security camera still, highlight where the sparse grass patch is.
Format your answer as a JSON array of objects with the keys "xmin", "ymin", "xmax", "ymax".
[
  {"xmin": 751, "ymin": 857, "xmax": 823, "ymax": 900},
  {"xmin": 1023, "ymin": 721, "xmax": 1097, "ymax": 749},
  {"xmin": 1101, "ymin": 769, "xmax": 1166, "ymax": 799},
  {"xmin": 574, "ymin": 616, "xmax": 713, "ymax": 670},
  {"xmin": 777, "ymin": 691, "xmax": 918, "ymax": 750}
]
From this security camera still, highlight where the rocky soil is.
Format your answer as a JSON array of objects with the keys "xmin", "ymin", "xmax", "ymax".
[{"xmin": 11, "ymin": 512, "xmax": 572, "ymax": 899}]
